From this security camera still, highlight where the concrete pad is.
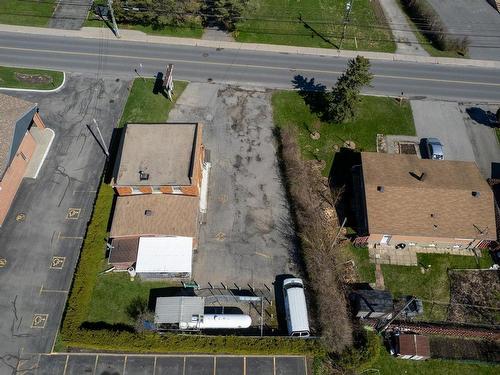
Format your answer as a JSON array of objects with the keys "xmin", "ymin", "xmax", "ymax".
[
  {"xmin": 65, "ymin": 355, "xmax": 96, "ymax": 375},
  {"xmin": 216, "ymin": 357, "xmax": 244, "ymax": 375},
  {"xmin": 171, "ymin": 82, "xmax": 220, "ymax": 110},
  {"xmin": 124, "ymin": 356, "xmax": 155, "ymax": 375},
  {"xmin": 168, "ymin": 83, "xmax": 294, "ymax": 287},
  {"xmin": 155, "ymin": 357, "xmax": 184, "ymax": 375},
  {"xmin": 24, "ymin": 127, "xmax": 55, "ymax": 179},
  {"xmin": 275, "ymin": 357, "xmax": 306, "ymax": 375},
  {"xmin": 461, "ymin": 103, "xmax": 500, "ymax": 178},
  {"xmin": 185, "ymin": 356, "xmax": 214, "ymax": 375},
  {"xmin": 95, "ymin": 355, "xmax": 125, "ymax": 375},
  {"xmin": 37, "ymin": 354, "xmax": 67, "ymax": 375},
  {"xmin": 246, "ymin": 357, "xmax": 274, "ymax": 375},
  {"xmin": 411, "ymin": 100, "xmax": 475, "ymax": 162}
]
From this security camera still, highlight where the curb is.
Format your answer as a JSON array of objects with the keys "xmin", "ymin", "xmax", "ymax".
[
  {"xmin": 32, "ymin": 128, "xmax": 55, "ymax": 179},
  {"xmin": 0, "ymin": 71, "xmax": 66, "ymax": 93}
]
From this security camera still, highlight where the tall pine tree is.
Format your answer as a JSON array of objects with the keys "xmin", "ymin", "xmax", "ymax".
[{"xmin": 326, "ymin": 56, "xmax": 373, "ymax": 123}]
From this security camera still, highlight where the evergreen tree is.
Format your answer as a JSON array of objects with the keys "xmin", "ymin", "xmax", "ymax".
[{"xmin": 326, "ymin": 56, "xmax": 373, "ymax": 123}]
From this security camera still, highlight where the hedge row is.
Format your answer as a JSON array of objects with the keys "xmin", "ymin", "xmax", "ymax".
[
  {"xmin": 400, "ymin": 0, "xmax": 469, "ymax": 54},
  {"xmin": 59, "ymin": 180, "xmax": 324, "ymax": 355}
]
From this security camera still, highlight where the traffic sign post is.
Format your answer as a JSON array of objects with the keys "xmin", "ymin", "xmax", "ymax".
[{"xmin": 163, "ymin": 64, "xmax": 174, "ymax": 101}]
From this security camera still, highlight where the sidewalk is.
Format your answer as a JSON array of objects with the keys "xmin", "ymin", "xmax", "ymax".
[
  {"xmin": 378, "ymin": 0, "xmax": 428, "ymax": 56},
  {"xmin": 1, "ymin": 23, "xmax": 500, "ymax": 69}
]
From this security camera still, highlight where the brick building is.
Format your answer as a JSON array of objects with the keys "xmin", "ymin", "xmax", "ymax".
[
  {"xmin": 353, "ymin": 152, "xmax": 496, "ymax": 250},
  {"xmin": 112, "ymin": 123, "xmax": 204, "ymax": 196},
  {"xmin": 0, "ymin": 93, "xmax": 47, "ymax": 226}
]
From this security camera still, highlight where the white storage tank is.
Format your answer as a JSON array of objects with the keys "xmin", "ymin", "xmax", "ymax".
[{"xmin": 198, "ymin": 314, "xmax": 252, "ymax": 329}]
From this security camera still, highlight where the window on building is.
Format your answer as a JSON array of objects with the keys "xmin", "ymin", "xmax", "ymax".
[{"xmin": 172, "ymin": 186, "xmax": 183, "ymax": 194}]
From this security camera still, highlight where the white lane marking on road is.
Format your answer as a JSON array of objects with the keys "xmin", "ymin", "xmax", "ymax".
[
  {"xmin": 93, "ymin": 354, "xmax": 99, "ymax": 375},
  {"xmin": 1, "ymin": 46, "xmax": 500, "ymax": 87},
  {"xmin": 63, "ymin": 355, "xmax": 69, "ymax": 375}
]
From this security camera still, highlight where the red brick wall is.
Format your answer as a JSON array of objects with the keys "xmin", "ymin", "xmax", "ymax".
[{"xmin": 0, "ymin": 131, "xmax": 36, "ymax": 225}]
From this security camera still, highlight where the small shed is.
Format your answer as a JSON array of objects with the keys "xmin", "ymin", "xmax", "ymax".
[
  {"xmin": 135, "ymin": 236, "xmax": 193, "ymax": 278},
  {"xmin": 395, "ymin": 334, "xmax": 430, "ymax": 360},
  {"xmin": 351, "ymin": 290, "xmax": 393, "ymax": 319},
  {"xmin": 154, "ymin": 296, "xmax": 204, "ymax": 326}
]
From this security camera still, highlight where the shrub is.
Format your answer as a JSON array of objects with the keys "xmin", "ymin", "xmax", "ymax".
[{"xmin": 400, "ymin": 0, "xmax": 469, "ymax": 54}]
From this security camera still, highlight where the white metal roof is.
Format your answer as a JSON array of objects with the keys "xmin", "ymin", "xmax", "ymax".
[
  {"xmin": 284, "ymin": 280, "xmax": 310, "ymax": 334},
  {"xmin": 135, "ymin": 236, "xmax": 193, "ymax": 273}
]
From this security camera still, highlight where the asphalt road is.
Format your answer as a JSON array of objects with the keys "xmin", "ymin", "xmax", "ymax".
[
  {"xmin": 0, "ymin": 75, "xmax": 129, "ymax": 374},
  {"xmin": 1, "ymin": 32, "xmax": 500, "ymax": 102}
]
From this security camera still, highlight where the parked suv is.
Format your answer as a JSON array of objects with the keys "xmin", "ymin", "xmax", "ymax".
[{"xmin": 423, "ymin": 138, "xmax": 444, "ymax": 160}]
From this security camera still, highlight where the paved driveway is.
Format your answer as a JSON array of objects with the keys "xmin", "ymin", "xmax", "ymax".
[
  {"xmin": 168, "ymin": 83, "xmax": 296, "ymax": 288},
  {"xmin": 411, "ymin": 100, "xmax": 476, "ymax": 162},
  {"xmin": 427, "ymin": 0, "xmax": 500, "ymax": 61},
  {"xmin": 18, "ymin": 354, "xmax": 307, "ymax": 375},
  {"xmin": 0, "ymin": 74, "xmax": 129, "ymax": 373},
  {"xmin": 461, "ymin": 103, "xmax": 500, "ymax": 178},
  {"xmin": 48, "ymin": 0, "xmax": 93, "ymax": 30}
]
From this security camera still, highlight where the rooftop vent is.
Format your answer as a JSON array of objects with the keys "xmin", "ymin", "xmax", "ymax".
[
  {"xmin": 377, "ymin": 186, "xmax": 384, "ymax": 192},
  {"xmin": 139, "ymin": 170, "xmax": 150, "ymax": 181},
  {"xmin": 472, "ymin": 191, "xmax": 480, "ymax": 197},
  {"xmin": 144, "ymin": 210, "xmax": 153, "ymax": 216},
  {"xmin": 409, "ymin": 171, "xmax": 426, "ymax": 181}
]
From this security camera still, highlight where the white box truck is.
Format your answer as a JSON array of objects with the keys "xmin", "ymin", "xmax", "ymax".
[{"xmin": 283, "ymin": 278, "xmax": 310, "ymax": 337}]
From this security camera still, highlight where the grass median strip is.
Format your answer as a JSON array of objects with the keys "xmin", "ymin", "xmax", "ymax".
[{"xmin": 0, "ymin": 66, "xmax": 64, "ymax": 90}]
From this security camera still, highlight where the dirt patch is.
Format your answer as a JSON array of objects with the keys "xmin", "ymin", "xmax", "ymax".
[
  {"xmin": 448, "ymin": 270, "xmax": 500, "ymax": 325},
  {"xmin": 15, "ymin": 72, "xmax": 53, "ymax": 85}
]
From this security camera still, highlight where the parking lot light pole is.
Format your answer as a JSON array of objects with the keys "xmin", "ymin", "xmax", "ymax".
[{"xmin": 92, "ymin": 118, "xmax": 110, "ymax": 157}]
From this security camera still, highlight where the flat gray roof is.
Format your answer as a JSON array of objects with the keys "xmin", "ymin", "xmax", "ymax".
[
  {"xmin": 115, "ymin": 123, "xmax": 199, "ymax": 186},
  {"xmin": 154, "ymin": 296, "xmax": 204, "ymax": 324}
]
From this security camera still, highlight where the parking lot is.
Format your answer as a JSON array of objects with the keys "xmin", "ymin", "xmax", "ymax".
[
  {"xmin": 168, "ymin": 83, "xmax": 297, "ymax": 288},
  {"xmin": 20, "ymin": 354, "xmax": 307, "ymax": 375},
  {"xmin": 0, "ymin": 74, "xmax": 129, "ymax": 372}
]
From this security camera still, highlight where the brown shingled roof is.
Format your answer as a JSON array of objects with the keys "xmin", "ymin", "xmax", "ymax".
[
  {"xmin": 110, "ymin": 194, "xmax": 199, "ymax": 239},
  {"xmin": 0, "ymin": 93, "xmax": 36, "ymax": 177},
  {"xmin": 361, "ymin": 152, "xmax": 496, "ymax": 240}
]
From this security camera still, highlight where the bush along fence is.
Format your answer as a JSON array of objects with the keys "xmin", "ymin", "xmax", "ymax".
[
  {"xmin": 59, "ymin": 178, "xmax": 324, "ymax": 355},
  {"xmin": 400, "ymin": 0, "xmax": 469, "ymax": 55}
]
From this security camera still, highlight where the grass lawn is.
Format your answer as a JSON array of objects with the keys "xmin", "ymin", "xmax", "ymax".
[
  {"xmin": 344, "ymin": 245, "xmax": 375, "ymax": 283},
  {"xmin": 87, "ymin": 273, "xmax": 176, "ymax": 326},
  {"xmin": 381, "ymin": 252, "xmax": 493, "ymax": 321},
  {"xmin": 84, "ymin": 13, "xmax": 203, "ymax": 38},
  {"xmin": 119, "ymin": 79, "xmax": 188, "ymax": 127},
  {"xmin": 0, "ymin": 0, "xmax": 56, "ymax": 27},
  {"xmin": 272, "ymin": 91, "xmax": 415, "ymax": 174},
  {"xmin": 0, "ymin": 66, "xmax": 64, "ymax": 90},
  {"xmin": 235, "ymin": 0, "xmax": 395, "ymax": 52},
  {"xmin": 368, "ymin": 347, "xmax": 500, "ymax": 374}
]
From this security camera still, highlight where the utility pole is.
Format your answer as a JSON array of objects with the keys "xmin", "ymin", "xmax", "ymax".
[
  {"xmin": 107, "ymin": 0, "xmax": 120, "ymax": 38},
  {"xmin": 339, "ymin": 0, "xmax": 353, "ymax": 51},
  {"xmin": 92, "ymin": 118, "xmax": 110, "ymax": 157}
]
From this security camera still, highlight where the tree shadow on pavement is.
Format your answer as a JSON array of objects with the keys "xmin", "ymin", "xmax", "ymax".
[
  {"xmin": 466, "ymin": 107, "xmax": 498, "ymax": 127},
  {"xmin": 292, "ymin": 75, "xmax": 329, "ymax": 120}
]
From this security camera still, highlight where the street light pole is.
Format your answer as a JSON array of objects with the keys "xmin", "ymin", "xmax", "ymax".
[
  {"xmin": 107, "ymin": 0, "xmax": 120, "ymax": 38},
  {"xmin": 339, "ymin": 0, "xmax": 353, "ymax": 51},
  {"xmin": 93, "ymin": 118, "xmax": 110, "ymax": 157}
]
